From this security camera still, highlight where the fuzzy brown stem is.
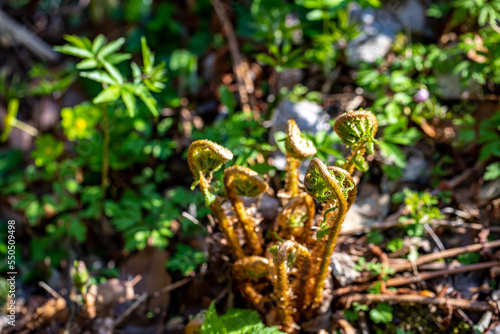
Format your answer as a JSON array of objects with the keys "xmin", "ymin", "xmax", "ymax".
[
  {"xmin": 311, "ymin": 205, "xmax": 346, "ymax": 309},
  {"xmin": 199, "ymin": 175, "xmax": 244, "ymax": 259},
  {"xmin": 286, "ymin": 153, "xmax": 301, "ymax": 196},
  {"xmin": 343, "ymin": 146, "xmax": 365, "ymax": 175},
  {"xmin": 231, "ymin": 198, "xmax": 263, "ymax": 255},
  {"xmin": 273, "ymin": 241, "xmax": 309, "ymax": 333}
]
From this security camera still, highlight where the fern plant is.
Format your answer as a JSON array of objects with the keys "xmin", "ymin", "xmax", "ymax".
[{"xmin": 187, "ymin": 110, "xmax": 378, "ymax": 333}]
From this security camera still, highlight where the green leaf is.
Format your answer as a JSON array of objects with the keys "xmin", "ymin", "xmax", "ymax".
[
  {"xmin": 201, "ymin": 301, "xmax": 284, "ymax": 334},
  {"xmin": 80, "ymin": 70, "xmax": 118, "ymax": 85},
  {"xmin": 93, "ymin": 86, "xmax": 121, "ymax": 104},
  {"xmin": 92, "ymin": 34, "xmax": 107, "ymax": 54},
  {"xmin": 369, "ymin": 303, "xmax": 393, "ymax": 324},
  {"xmin": 218, "ymin": 85, "xmax": 235, "ymax": 114},
  {"xmin": 76, "ymin": 58, "xmax": 99, "ymax": 70},
  {"xmin": 105, "ymin": 53, "xmax": 132, "ymax": 65},
  {"xmin": 54, "ymin": 45, "xmax": 93, "ymax": 59},
  {"xmin": 132, "ymin": 84, "xmax": 159, "ymax": 117},
  {"xmin": 484, "ymin": 162, "xmax": 500, "ymax": 181},
  {"xmin": 63, "ymin": 35, "xmax": 91, "ymax": 50},
  {"xmin": 141, "ymin": 36, "xmax": 153, "ymax": 70},
  {"xmin": 306, "ymin": 9, "xmax": 324, "ymax": 20},
  {"xmin": 121, "ymin": 90, "xmax": 137, "ymax": 117},
  {"xmin": 102, "ymin": 61, "xmax": 124, "ymax": 84},
  {"xmin": 378, "ymin": 141, "xmax": 406, "ymax": 168},
  {"xmin": 1, "ymin": 98, "xmax": 19, "ymax": 142},
  {"xmin": 98, "ymin": 37, "xmax": 126, "ymax": 58},
  {"xmin": 479, "ymin": 142, "xmax": 500, "ymax": 161}
]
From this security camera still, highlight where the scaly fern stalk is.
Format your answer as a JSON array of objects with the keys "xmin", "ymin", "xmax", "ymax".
[
  {"xmin": 272, "ymin": 241, "xmax": 310, "ymax": 333},
  {"xmin": 224, "ymin": 166, "xmax": 268, "ymax": 255},
  {"xmin": 188, "ymin": 140, "xmax": 244, "ymax": 259},
  {"xmin": 285, "ymin": 120, "xmax": 317, "ymax": 196},
  {"xmin": 334, "ymin": 110, "xmax": 378, "ymax": 175},
  {"xmin": 233, "ymin": 256, "xmax": 271, "ymax": 312},
  {"xmin": 303, "ymin": 158, "xmax": 351, "ymax": 310}
]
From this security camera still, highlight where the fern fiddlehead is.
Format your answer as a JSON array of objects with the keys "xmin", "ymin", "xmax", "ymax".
[
  {"xmin": 187, "ymin": 140, "xmax": 244, "ymax": 259},
  {"xmin": 303, "ymin": 158, "xmax": 354, "ymax": 310},
  {"xmin": 333, "ymin": 109, "xmax": 378, "ymax": 175},
  {"xmin": 285, "ymin": 120, "xmax": 317, "ymax": 196},
  {"xmin": 233, "ymin": 256, "xmax": 272, "ymax": 312},
  {"xmin": 272, "ymin": 240, "xmax": 311, "ymax": 333},
  {"xmin": 276, "ymin": 193, "xmax": 316, "ymax": 244},
  {"xmin": 224, "ymin": 166, "xmax": 268, "ymax": 255}
]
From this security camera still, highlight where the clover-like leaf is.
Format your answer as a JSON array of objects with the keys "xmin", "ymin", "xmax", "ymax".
[
  {"xmin": 188, "ymin": 140, "xmax": 233, "ymax": 189},
  {"xmin": 286, "ymin": 119, "xmax": 317, "ymax": 159},
  {"xmin": 334, "ymin": 109, "xmax": 378, "ymax": 154}
]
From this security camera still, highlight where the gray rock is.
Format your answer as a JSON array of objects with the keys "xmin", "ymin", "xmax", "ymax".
[
  {"xmin": 331, "ymin": 252, "xmax": 361, "ymax": 286},
  {"xmin": 436, "ymin": 73, "xmax": 482, "ymax": 100},
  {"xmin": 346, "ymin": 3, "xmax": 402, "ymax": 65},
  {"xmin": 402, "ymin": 149, "xmax": 430, "ymax": 183},
  {"xmin": 271, "ymin": 99, "xmax": 330, "ymax": 138},
  {"xmin": 478, "ymin": 178, "xmax": 500, "ymax": 205},
  {"xmin": 270, "ymin": 98, "xmax": 331, "ymax": 171}
]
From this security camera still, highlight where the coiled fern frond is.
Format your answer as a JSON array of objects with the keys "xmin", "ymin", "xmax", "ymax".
[
  {"xmin": 224, "ymin": 166, "xmax": 268, "ymax": 255},
  {"xmin": 286, "ymin": 120, "xmax": 317, "ymax": 159},
  {"xmin": 333, "ymin": 110, "xmax": 378, "ymax": 173},
  {"xmin": 188, "ymin": 139, "xmax": 233, "ymax": 189}
]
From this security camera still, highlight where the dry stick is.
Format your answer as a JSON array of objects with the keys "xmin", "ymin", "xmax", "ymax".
[
  {"xmin": 391, "ymin": 240, "xmax": 500, "ymax": 273},
  {"xmin": 212, "ymin": 0, "xmax": 253, "ymax": 112},
  {"xmin": 339, "ymin": 293, "xmax": 496, "ymax": 312},
  {"xmin": 109, "ymin": 277, "xmax": 192, "ymax": 330},
  {"xmin": 39, "ymin": 281, "xmax": 65, "ymax": 300},
  {"xmin": 335, "ymin": 261, "xmax": 500, "ymax": 296},
  {"xmin": 0, "ymin": 9, "xmax": 59, "ymax": 62},
  {"xmin": 386, "ymin": 261, "xmax": 500, "ymax": 288},
  {"xmin": 342, "ymin": 218, "xmax": 500, "ymax": 235}
]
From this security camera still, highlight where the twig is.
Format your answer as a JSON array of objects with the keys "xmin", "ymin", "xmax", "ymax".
[
  {"xmin": 390, "ymin": 240, "xmax": 500, "ymax": 273},
  {"xmin": 335, "ymin": 261, "xmax": 500, "ymax": 296},
  {"xmin": 341, "ymin": 218, "xmax": 500, "ymax": 235},
  {"xmin": 182, "ymin": 211, "xmax": 208, "ymax": 233},
  {"xmin": 0, "ymin": 9, "xmax": 59, "ymax": 62},
  {"xmin": 331, "ymin": 312, "xmax": 356, "ymax": 334},
  {"xmin": 109, "ymin": 277, "xmax": 192, "ymax": 330},
  {"xmin": 386, "ymin": 261, "xmax": 500, "ymax": 288},
  {"xmin": 212, "ymin": 0, "xmax": 253, "ymax": 112},
  {"xmin": 339, "ymin": 293, "xmax": 496, "ymax": 312},
  {"xmin": 38, "ymin": 281, "xmax": 65, "ymax": 300},
  {"xmin": 424, "ymin": 222, "xmax": 446, "ymax": 252}
]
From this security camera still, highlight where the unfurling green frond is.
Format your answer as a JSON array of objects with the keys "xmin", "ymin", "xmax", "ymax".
[
  {"xmin": 286, "ymin": 120, "xmax": 317, "ymax": 159},
  {"xmin": 303, "ymin": 158, "xmax": 350, "ymax": 209},
  {"xmin": 333, "ymin": 109, "xmax": 378, "ymax": 154},
  {"xmin": 224, "ymin": 166, "xmax": 268, "ymax": 198},
  {"xmin": 188, "ymin": 140, "xmax": 233, "ymax": 189}
]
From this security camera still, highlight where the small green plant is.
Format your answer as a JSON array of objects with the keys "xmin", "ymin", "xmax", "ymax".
[
  {"xmin": 188, "ymin": 110, "xmax": 378, "ymax": 333},
  {"xmin": 194, "ymin": 301, "xmax": 285, "ymax": 334},
  {"xmin": 396, "ymin": 189, "xmax": 444, "ymax": 237},
  {"xmin": 354, "ymin": 257, "xmax": 395, "ymax": 280},
  {"xmin": 369, "ymin": 303, "xmax": 393, "ymax": 324},
  {"xmin": 166, "ymin": 244, "xmax": 207, "ymax": 276}
]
